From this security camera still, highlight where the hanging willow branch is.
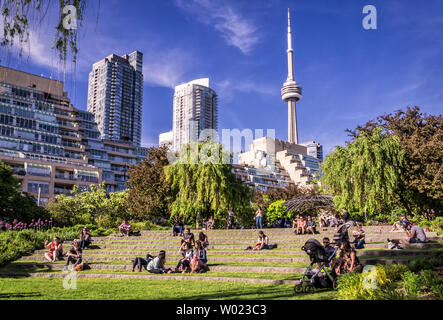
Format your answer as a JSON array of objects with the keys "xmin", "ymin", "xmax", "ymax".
[{"xmin": 1, "ymin": 0, "xmax": 98, "ymax": 66}]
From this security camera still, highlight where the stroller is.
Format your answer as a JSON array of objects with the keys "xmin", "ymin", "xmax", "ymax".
[{"xmin": 294, "ymin": 239, "xmax": 339, "ymax": 294}]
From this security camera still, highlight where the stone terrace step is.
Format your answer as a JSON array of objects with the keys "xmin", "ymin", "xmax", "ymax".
[
  {"xmin": 11, "ymin": 263, "xmax": 307, "ymax": 274},
  {"xmin": 0, "ymin": 272, "xmax": 299, "ymax": 285},
  {"xmin": 33, "ymin": 249, "xmax": 442, "ymax": 257},
  {"xmin": 93, "ymin": 232, "xmax": 439, "ymax": 241},
  {"xmin": 86, "ymin": 236, "xmax": 440, "ymax": 245}
]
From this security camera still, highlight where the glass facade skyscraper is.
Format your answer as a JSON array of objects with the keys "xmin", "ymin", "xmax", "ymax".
[{"xmin": 87, "ymin": 51, "xmax": 143, "ymax": 147}]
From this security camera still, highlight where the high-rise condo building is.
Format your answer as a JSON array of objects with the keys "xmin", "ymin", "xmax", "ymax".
[
  {"xmin": 172, "ymin": 78, "xmax": 218, "ymax": 151},
  {"xmin": 87, "ymin": 51, "xmax": 143, "ymax": 147}
]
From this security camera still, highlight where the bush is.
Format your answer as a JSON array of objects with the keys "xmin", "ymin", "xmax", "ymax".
[
  {"xmin": 0, "ymin": 226, "xmax": 113, "ymax": 266},
  {"xmin": 265, "ymin": 200, "xmax": 287, "ymax": 225},
  {"xmin": 401, "ymin": 271, "xmax": 421, "ymax": 297},
  {"xmin": 407, "ymin": 255, "xmax": 443, "ymax": 273}
]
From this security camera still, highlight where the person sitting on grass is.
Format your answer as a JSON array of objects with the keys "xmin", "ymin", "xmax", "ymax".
[
  {"xmin": 390, "ymin": 214, "xmax": 410, "ymax": 232},
  {"xmin": 405, "ymin": 222, "xmax": 427, "ymax": 243},
  {"xmin": 64, "ymin": 240, "xmax": 82, "ymax": 271},
  {"xmin": 305, "ymin": 216, "xmax": 317, "ymax": 234},
  {"xmin": 198, "ymin": 231, "xmax": 209, "ymax": 249},
  {"xmin": 332, "ymin": 241, "xmax": 362, "ymax": 275},
  {"xmin": 132, "ymin": 253, "xmax": 154, "ymax": 272},
  {"xmin": 352, "ymin": 223, "xmax": 366, "ymax": 249},
  {"xmin": 181, "ymin": 228, "xmax": 195, "ymax": 247},
  {"xmin": 118, "ymin": 220, "xmax": 131, "ymax": 237},
  {"xmin": 329, "ymin": 214, "xmax": 340, "ymax": 227},
  {"xmin": 253, "ymin": 231, "xmax": 269, "ymax": 250},
  {"xmin": 147, "ymin": 250, "xmax": 173, "ymax": 274},
  {"xmin": 190, "ymin": 240, "xmax": 208, "ymax": 273},
  {"xmin": 44, "ymin": 236, "xmax": 63, "ymax": 263},
  {"xmin": 296, "ymin": 215, "xmax": 306, "ymax": 235},
  {"xmin": 175, "ymin": 242, "xmax": 193, "ymax": 273},
  {"xmin": 79, "ymin": 227, "xmax": 92, "ymax": 250}
]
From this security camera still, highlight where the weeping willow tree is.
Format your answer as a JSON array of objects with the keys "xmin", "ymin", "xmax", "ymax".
[
  {"xmin": 321, "ymin": 127, "xmax": 405, "ymax": 219},
  {"xmin": 1, "ymin": 0, "xmax": 100, "ymax": 68},
  {"xmin": 164, "ymin": 140, "xmax": 253, "ymax": 227}
]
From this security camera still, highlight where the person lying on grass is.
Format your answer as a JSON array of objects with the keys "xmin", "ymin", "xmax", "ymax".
[
  {"xmin": 132, "ymin": 253, "xmax": 154, "ymax": 272},
  {"xmin": 253, "ymin": 231, "xmax": 269, "ymax": 250},
  {"xmin": 64, "ymin": 240, "xmax": 82, "ymax": 270},
  {"xmin": 147, "ymin": 250, "xmax": 173, "ymax": 274},
  {"xmin": 190, "ymin": 240, "xmax": 208, "ymax": 273},
  {"xmin": 175, "ymin": 242, "xmax": 193, "ymax": 273},
  {"xmin": 118, "ymin": 220, "xmax": 131, "ymax": 237},
  {"xmin": 44, "ymin": 236, "xmax": 63, "ymax": 263}
]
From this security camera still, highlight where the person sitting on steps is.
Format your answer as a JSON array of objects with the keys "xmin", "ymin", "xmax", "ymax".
[
  {"xmin": 331, "ymin": 241, "xmax": 362, "ymax": 275},
  {"xmin": 118, "ymin": 220, "xmax": 131, "ymax": 237},
  {"xmin": 132, "ymin": 253, "xmax": 154, "ymax": 272},
  {"xmin": 79, "ymin": 226, "xmax": 92, "ymax": 250},
  {"xmin": 147, "ymin": 250, "xmax": 173, "ymax": 274},
  {"xmin": 175, "ymin": 242, "xmax": 193, "ymax": 273},
  {"xmin": 44, "ymin": 236, "xmax": 63, "ymax": 263},
  {"xmin": 64, "ymin": 240, "xmax": 82, "ymax": 270},
  {"xmin": 181, "ymin": 228, "xmax": 195, "ymax": 247},
  {"xmin": 305, "ymin": 216, "xmax": 317, "ymax": 234},
  {"xmin": 190, "ymin": 240, "xmax": 208, "ymax": 273},
  {"xmin": 405, "ymin": 222, "xmax": 427, "ymax": 244},
  {"xmin": 253, "ymin": 231, "xmax": 269, "ymax": 250},
  {"xmin": 352, "ymin": 223, "xmax": 366, "ymax": 249},
  {"xmin": 198, "ymin": 231, "xmax": 209, "ymax": 249},
  {"xmin": 172, "ymin": 221, "xmax": 184, "ymax": 237},
  {"xmin": 296, "ymin": 215, "xmax": 306, "ymax": 235},
  {"xmin": 390, "ymin": 214, "xmax": 410, "ymax": 232}
]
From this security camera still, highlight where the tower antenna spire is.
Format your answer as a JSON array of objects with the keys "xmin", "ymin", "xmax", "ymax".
[{"xmin": 281, "ymin": 8, "xmax": 302, "ymax": 144}]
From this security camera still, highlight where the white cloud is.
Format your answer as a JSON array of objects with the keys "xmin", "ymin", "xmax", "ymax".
[{"xmin": 175, "ymin": 0, "xmax": 260, "ymax": 54}]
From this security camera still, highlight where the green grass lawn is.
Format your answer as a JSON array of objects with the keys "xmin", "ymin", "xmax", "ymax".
[{"xmin": 0, "ymin": 277, "xmax": 336, "ymax": 300}]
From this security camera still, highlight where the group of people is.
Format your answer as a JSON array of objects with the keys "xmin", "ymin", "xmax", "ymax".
[
  {"xmin": 131, "ymin": 228, "xmax": 210, "ymax": 274},
  {"xmin": 319, "ymin": 208, "xmax": 350, "ymax": 228},
  {"xmin": 292, "ymin": 215, "xmax": 317, "ymax": 235},
  {"xmin": 44, "ymin": 227, "xmax": 92, "ymax": 270}
]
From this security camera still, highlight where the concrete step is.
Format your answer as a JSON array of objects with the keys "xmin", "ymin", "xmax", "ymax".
[
  {"xmin": 0, "ymin": 272, "xmax": 299, "ymax": 285},
  {"xmin": 11, "ymin": 263, "xmax": 307, "ymax": 274}
]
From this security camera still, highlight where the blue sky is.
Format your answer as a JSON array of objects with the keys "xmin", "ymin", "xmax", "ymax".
[{"xmin": 1, "ymin": 0, "xmax": 442, "ymax": 156}]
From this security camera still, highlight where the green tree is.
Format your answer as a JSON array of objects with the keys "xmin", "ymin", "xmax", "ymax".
[
  {"xmin": 346, "ymin": 106, "xmax": 443, "ymax": 216},
  {"xmin": 0, "ymin": 162, "xmax": 48, "ymax": 222},
  {"xmin": 164, "ymin": 140, "xmax": 253, "ymax": 227},
  {"xmin": 48, "ymin": 183, "xmax": 129, "ymax": 228},
  {"xmin": 126, "ymin": 145, "xmax": 171, "ymax": 221},
  {"xmin": 266, "ymin": 200, "xmax": 287, "ymax": 225},
  {"xmin": 321, "ymin": 127, "xmax": 404, "ymax": 219}
]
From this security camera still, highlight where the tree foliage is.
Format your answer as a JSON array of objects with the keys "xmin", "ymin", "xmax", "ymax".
[
  {"xmin": 1, "ymin": 0, "xmax": 100, "ymax": 66},
  {"xmin": 0, "ymin": 161, "xmax": 48, "ymax": 222},
  {"xmin": 266, "ymin": 200, "xmax": 288, "ymax": 223},
  {"xmin": 126, "ymin": 145, "xmax": 172, "ymax": 221},
  {"xmin": 47, "ymin": 183, "xmax": 129, "ymax": 228},
  {"xmin": 164, "ymin": 140, "xmax": 253, "ymax": 227},
  {"xmin": 321, "ymin": 127, "xmax": 404, "ymax": 218},
  {"xmin": 346, "ymin": 106, "xmax": 442, "ymax": 215}
]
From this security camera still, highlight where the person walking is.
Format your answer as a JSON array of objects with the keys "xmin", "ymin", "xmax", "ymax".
[
  {"xmin": 255, "ymin": 207, "xmax": 263, "ymax": 229},
  {"xmin": 227, "ymin": 207, "xmax": 235, "ymax": 229}
]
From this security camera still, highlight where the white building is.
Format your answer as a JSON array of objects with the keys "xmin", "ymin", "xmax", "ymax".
[
  {"xmin": 158, "ymin": 130, "xmax": 173, "ymax": 147},
  {"xmin": 172, "ymin": 78, "xmax": 218, "ymax": 151},
  {"xmin": 300, "ymin": 141, "xmax": 323, "ymax": 162}
]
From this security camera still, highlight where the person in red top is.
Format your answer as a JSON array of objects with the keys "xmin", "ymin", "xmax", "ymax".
[{"xmin": 44, "ymin": 237, "xmax": 63, "ymax": 262}]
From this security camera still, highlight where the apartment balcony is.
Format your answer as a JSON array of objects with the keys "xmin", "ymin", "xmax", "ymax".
[{"xmin": 55, "ymin": 173, "xmax": 76, "ymax": 180}]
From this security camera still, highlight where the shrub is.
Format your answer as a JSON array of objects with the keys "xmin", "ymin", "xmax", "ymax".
[
  {"xmin": 265, "ymin": 200, "xmax": 287, "ymax": 225},
  {"xmin": 407, "ymin": 255, "xmax": 443, "ymax": 273},
  {"xmin": 401, "ymin": 271, "xmax": 421, "ymax": 297}
]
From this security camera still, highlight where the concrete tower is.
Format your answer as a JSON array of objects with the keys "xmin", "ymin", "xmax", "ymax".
[{"xmin": 281, "ymin": 9, "xmax": 302, "ymax": 144}]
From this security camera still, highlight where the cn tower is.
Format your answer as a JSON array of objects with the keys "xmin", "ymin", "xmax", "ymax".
[{"xmin": 281, "ymin": 8, "xmax": 302, "ymax": 144}]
